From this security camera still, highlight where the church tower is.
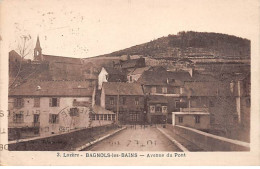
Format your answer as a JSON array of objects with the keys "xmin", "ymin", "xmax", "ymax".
[{"xmin": 34, "ymin": 36, "xmax": 43, "ymax": 61}]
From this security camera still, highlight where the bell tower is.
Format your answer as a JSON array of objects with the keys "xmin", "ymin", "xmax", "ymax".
[{"xmin": 34, "ymin": 36, "xmax": 43, "ymax": 61}]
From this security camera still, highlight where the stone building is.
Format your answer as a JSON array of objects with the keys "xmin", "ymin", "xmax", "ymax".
[{"xmin": 100, "ymin": 82, "xmax": 145, "ymax": 124}]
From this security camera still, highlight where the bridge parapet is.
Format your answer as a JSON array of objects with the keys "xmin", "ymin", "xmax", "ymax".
[{"xmin": 173, "ymin": 125, "xmax": 250, "ymax": 151}]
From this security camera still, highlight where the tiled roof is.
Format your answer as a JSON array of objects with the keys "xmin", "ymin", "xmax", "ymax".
[
  {"xmin": 103, "ymin": 67, "xmax": 125, "ymax": 75},
  {"xmin": 92, "ymin": 105, "xmax": 115, "ymax": 114},
  {"xmin": 119, "ymin": 58, "xmax": 145, "ymax": 69},
  {"xmin": 147, "ymin": 95, "xmax": 168, "ymax": 104},
  {"xmin": 42, "ymin": 54, "xmax": 83, "ymax": 64},
  {"xmin": 128, "ymin": 67, "xmax": 150, "ymax": 75},
  {"xmin": 9, "ymin": 80, "xmax": 94, "ymax": 97},
  {"xmin": 137, "ymin": 70, "xmax": 191, "ymax": 86},
  {"xmin": 102, "ymin": 82, "xmax": 143, "ymax": 95},
  {"xmin": 182, "ymin": 81, "xmax": 232, "ymax": 97}
]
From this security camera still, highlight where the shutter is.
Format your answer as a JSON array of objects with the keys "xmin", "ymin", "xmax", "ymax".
[
  {"xmin": 49, "ymin": 98, "xmax": 52, "ymax": 107},
  {"xmin": 49, "ymin": 114, "xmax": 51, "ymax": 123},
  {"xmin": 14, "ymin": 98, "xmax": 17, "ymax": 107},
  {"xmin": 56, "ymin": 114, "xmax": 59, "ymax": 123},
  {"xmin": 57, "ymin": 98, "xmax": 60, "ymax": 107},
  {"xmin": 21, "ymin": 98, "xmax": 24, "ymax": 107}
]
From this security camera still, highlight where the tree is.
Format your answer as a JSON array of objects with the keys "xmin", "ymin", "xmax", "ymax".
[{"xmin": 9, "ymin": 35, "xmax": 33, "ymax": 88}]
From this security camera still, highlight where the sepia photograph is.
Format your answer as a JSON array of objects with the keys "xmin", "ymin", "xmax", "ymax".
[{"xmin": 0, "ymin": 0, "xmax": 259, "ymax": 166}]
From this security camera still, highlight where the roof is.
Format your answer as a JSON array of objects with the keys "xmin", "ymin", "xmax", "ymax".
[
  {"xmin": 9, "ymin": 80, "xmax": 94, "ymax": 97},
  {"xmin": 102, "ymin": 82, "xmax": 143, "ymax": 95},
  {"xmin": 173, "ymin": 112, "xmax": 210, "ymax": 115},
  {"xmin": 92, "ymin": 105, "xmax": 115, "ymax": 114},
  {"xmin": 137, "ymin": 70, "xmax": 191, "ymax": 86},
  {"xmin": 189, "ymin": 73, "xmax": 218, "ymax": 82},
  {"xmin": 128, "ymin": 67, "xmax": 150, "ymax": 75},
  {"xmin": 103, "ymin": 67, "xmax": 125, "ymax": 75},
  {"xmin": 147, "ymin": 95, "xmax": 168, "ymax": 104},
  {"xmin": 182, "ymin": 81, "xmax": 232, "ymax": 97},
  {"xmin": 35, "ymin": 36, "xmax": 42, "ymax": 49},
  {"xmin": 42, "ymin": 54, "xmax": 83, "ymax": 65},
  {"xmin": 119, "ymin": 58, "xmax": 145, "ymax": 69}
]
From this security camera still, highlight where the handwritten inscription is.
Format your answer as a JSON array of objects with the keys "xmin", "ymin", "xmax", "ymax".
[{"xmin": 107, "ymin": 140, "xmax": 157, "ymax": 147}]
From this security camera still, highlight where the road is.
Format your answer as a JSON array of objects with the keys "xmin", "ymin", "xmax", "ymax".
[{"xmin": 83, "ymin": 125, "xmax": 182, "ymax": 151}]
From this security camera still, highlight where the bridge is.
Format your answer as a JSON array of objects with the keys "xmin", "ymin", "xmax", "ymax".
[{"xmin": 8, "ymin": 124, "xmax": 250, "ymax": 151}]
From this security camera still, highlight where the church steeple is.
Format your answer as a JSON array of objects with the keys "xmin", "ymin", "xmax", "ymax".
[{"xmin": 34, "ymin": 35, "xmax": 43, "ymax": 61}]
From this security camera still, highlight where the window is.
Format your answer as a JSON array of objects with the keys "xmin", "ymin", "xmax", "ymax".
[
  {"xmin": 112, "ymin": 114, "xmax": 115, "ymax": 121},
  {"xmin": 246, "ymin": 98, "xmax": 250, "ymax": 107},
  {"xmin": 178, "ymin": 116, "xmax": 183, "ymax": 123},
  {"xmin": 130, "ymin": 113, "xmax": 139, "ymax": 121},
  {"xmin": 122, "ymin": 97, "xmax": 126, "ymax": 105},
  {"xmin": 33, "ymin": 114, "xmax": 40, "ymax": 123},
  {"xmin": 156, "ymin": 106, "xmax": 162, "ymax": 113},
  {"xmin": 14, "ymin": 112, "xmax": 24, "ymax": 123},
  {"xmin": 49, "ymin": 114, "xmax": 59, "ymax": 124},
  {"xmin": 96, "ymin": 114, "xmax": 99, "ymax": 120},
  {"xmin": 209, "ymin": 100, "xmax": 214, "ymax": 107},
  {"xmin": 14, "ymin": 98, "xmax": 24, "ymax": 108},
  {"xmin": 135, "ymin": 97, "xmax": 139, "ymax": 105},
  {"xmin": 34, "ymin": 98, "xmax": 40, "ymax": 107},
  {"xmin": 195, "ymin": 115, "xmax": 200, "ymax": 124},
  {"xmin": 175, "ymin": 101, "xmax": 180, "ymax": 108},
  {"xmin": 150, "ymin": 105, "xmax": 155, "ymax": 113},
  {"xmin": 100, "ymin": 115, "xmax": 103, "ymax": 120},
  {"xmin": 69, "ymin": 108, "xmax": 79, "ymax": 116},
  {"xmin": 108, "ymin": 114, "xmax": 111, "ymax": 121},
  {"xmin": 162, "ymin": 87, "xmax": 168, "ymax": 94},
  {"xmin": 49, "ymin": 98, "xmax": 60, "ymax": 107},
  {"xmin": 104, "ymin": 114, "xmax": 108, "ymax": 120},
  {"xmin": 151, "ymin": 87, "xmax": 156, "ymax": 93},
  {"xmin": 162, "ymin": 106, "xmax": 167, "ymax": 113},
  {"xmin": 129, "ymin": 76, "xmax": 133, "ymax": 82},
  {"xmin": 109, "ymin": 97, "xmax": 114, "ymax": 105},
  {"xmin": 90, "ymin": 114, "xmax": 95, "ymax": 121}
]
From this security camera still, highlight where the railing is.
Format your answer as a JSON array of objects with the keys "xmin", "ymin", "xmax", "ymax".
[
  {"xmin": 9, "ymin": 122, "xmax": 40, "ymax": 128},
  {"xmin": 180, "ymin": 107, "xmax": 209, "ymax": 112},
  {"xmin": 149, "ymin": 93, "xmax": 180, "ymax": 97}
]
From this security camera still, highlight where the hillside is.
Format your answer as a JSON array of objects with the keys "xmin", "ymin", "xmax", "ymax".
[{"xmin": 97, "ymin": 31, "xmax": 250, "ymax": 59}]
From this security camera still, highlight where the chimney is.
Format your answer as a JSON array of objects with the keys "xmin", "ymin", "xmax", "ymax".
[{"xmin": 188, "ymin": 68, "xmax": 193, "ymax": 77}]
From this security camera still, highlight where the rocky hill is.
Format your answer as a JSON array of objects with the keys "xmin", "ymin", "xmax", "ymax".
[{"xmin": 97, "ymin": 31, "xmax": 250, "ymax": 59}]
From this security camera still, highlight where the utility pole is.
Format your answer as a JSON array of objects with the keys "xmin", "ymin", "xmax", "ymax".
[{"xmin": 116, "ymin": 80, "xmax": 121, "ymax": 126}]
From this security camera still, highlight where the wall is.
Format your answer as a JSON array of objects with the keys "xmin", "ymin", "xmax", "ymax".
[
  {"xmin": 127, "ymin": 74, "xmax": 142, "ymax": 83},
  {"xmin": 98, "ymin": 68, "xmax": 108, "ymax": 89},
  {"xmin": 8, "ymin": 124, "xmax": 117, "ymax": 151},
  {"xmin": 172, "ymin": 125, "xmax": 250, "ymax": 151},
  {"xmin": 103, "ymin": 95, "xmax": 145, "ymax": 123},
  {"xmin": 104, "ymin": 95, "xmax": 144, "ymax": 112},
  {"xmin": 173, "ymin": 114, "xmax": 210, "ymax": 130}
]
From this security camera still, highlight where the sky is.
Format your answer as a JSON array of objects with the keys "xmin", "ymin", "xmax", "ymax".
[{"xmin": 2, "ymin": 0, "xmax": 259, "ymax": 59}]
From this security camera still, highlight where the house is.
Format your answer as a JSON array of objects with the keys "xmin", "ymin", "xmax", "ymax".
[
  {"xmin": 174, "ymin": 76, "xmax": 238, "ymax": 133},
  {"xmin": 137, "ymin": 68, "xmax": 192, "ymax": 123},
  {"xmin": 98, "ymin": 67, "xmax": 126, "ymax": 89},
  {"xmin": 8, "ymin": 80, "xmax": 97, "ymax": 140},
  {"xmin": 146, "ymin": 95, "xmax": 168, "ymax": 124},
  {"xmin": 100, "ymin": 82, "xmax": 145, "ymax": 124},
  {"xmin": 90, "ymin": 105, "xmax": 116, "ymax": 126},
  {"xmin": 113, "ymin": 57, "xmax": 146, "ymax": 70},
  {"xmin": 9, "ymin": 50, "xmax": 22, "ymax": 63},
  {"xmin": 127, "ymin": 67, "xmax": 150, "ymax": 83}
]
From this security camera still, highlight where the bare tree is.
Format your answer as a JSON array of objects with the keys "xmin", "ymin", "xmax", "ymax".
[{"xmin": 9, "ymin": 35, "xmax": 33, "ymax": 88}]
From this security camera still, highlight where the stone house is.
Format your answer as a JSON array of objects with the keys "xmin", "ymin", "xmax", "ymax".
[
  {"xmin": 8, "ymin": 80, "xmax": 98, "ymax": 140},
  {"xmin": 100, "ymin": 82, "xmax": 145, "ymax": 124}
]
